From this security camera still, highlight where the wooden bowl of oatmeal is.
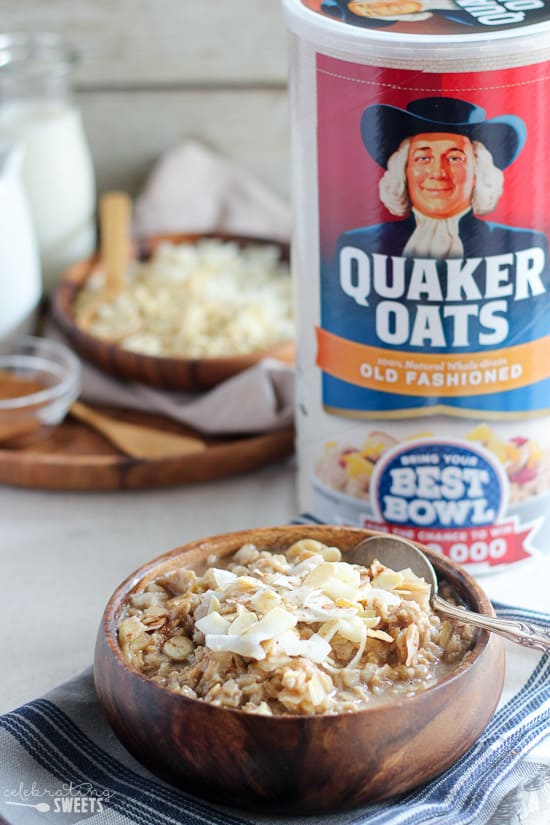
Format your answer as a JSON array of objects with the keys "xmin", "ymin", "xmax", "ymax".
[
  {"xmin": 94, "ymin": 524, "xmax": 504, "ymax": 813},
  {"xmin": 51, "ymin": 232, "xmax": 294, "ymax": 391}
]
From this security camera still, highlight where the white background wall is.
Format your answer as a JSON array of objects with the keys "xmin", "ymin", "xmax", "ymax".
[{"xmin": 0, "ymin": 1, "xmax": 291, "ymax": 199}]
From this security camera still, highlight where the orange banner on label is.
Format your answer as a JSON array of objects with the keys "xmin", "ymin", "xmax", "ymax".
[{"xmin": 315, "ymin": 328, "xmax": 550, "ymax": 397}]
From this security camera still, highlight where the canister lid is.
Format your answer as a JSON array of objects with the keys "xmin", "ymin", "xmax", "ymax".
[{"xmin": 282, "ymin": 0, "xmax": 550, "ymax": 63}]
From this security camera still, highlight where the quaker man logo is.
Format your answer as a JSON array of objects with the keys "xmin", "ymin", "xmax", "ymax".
[{"xmin": 358, "ymin": 96, "xmax": 533, "ymax": 258}]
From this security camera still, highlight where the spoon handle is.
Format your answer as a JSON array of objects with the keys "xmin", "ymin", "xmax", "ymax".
[
  {"xmin": 100, "ymin": 190, "xmax": 131, "ymax": 296},
  {"xmin": 432, "ymin": 594, "xmax": 550, "ymax": 653}
]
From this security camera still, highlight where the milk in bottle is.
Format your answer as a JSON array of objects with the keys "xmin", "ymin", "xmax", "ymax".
[{"xmin": 0, "ymin": 33, "xmax": 96, "ymax": 294}]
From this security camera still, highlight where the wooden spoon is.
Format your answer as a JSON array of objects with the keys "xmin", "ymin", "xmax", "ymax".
[
  {"xmin": 78, "ymin": 191, "xmax": 132, "ymax": 328},
  {"xmin": 99, "ymin": 190, "xmax": 132, "ymax": 296},
  {"xmin": 69, "ymin": 401, "xmax": 206, "ymax": 459}
]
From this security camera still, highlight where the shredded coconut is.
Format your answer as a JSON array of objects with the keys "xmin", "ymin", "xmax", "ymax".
[{"xmin": 74, "ymin": 238, "xmax": 293, "ymax": 357}]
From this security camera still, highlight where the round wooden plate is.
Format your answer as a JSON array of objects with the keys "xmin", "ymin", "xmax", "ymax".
[
  {"xmin": 51, "ymin": 232, "xmax": 295, "ymax": 392},
  {"xmin": 0, "ymin": 404, "xmax": 295, "ymax": 491}
]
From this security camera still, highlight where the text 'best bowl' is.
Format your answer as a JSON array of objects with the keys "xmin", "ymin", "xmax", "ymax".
[
  {"xmin": 52, "ymin": 232, "xmax": 294, "ymax": 392},
  {"xmin": 94, "ymin": 524, "xmax": 504, "ymax": 814}
]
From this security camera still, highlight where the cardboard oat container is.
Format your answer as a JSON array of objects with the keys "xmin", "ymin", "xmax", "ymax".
[{"xmin": 282, "ymin": 0, "xmax": 550, "ymax": 574}]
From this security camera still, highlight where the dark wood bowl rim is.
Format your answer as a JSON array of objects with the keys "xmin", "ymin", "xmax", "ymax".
[
  {"xmin": 98, "ymin": 524, "xmax": 499, "ymax": 722},
  {"xmin": 51, "ymin": 231, "xmax": 293, "ymax": 369}
]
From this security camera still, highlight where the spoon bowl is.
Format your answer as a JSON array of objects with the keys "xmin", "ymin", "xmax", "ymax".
[
  {"xmin": 349, "ymin": 535, "xmax": 550, "ymax": 653},
  {"xmin": 347, "ymin": 534, "xmax": 439, "ymax": 590}
]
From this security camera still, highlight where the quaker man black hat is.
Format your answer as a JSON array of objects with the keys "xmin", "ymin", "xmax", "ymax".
[{"xmin": 361, "ymin": 97, "xmax": 527, "ymax": 170}]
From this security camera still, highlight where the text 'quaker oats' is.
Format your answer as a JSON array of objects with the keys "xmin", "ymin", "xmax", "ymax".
[{"xmin": 282, "ymin": 0, "xmax": 550, "ymax": 574}]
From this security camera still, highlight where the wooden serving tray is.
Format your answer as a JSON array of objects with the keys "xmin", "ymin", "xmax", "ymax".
[{"xmin": 0, "ymin": 405, "xmax": 295, "ymax": 491}]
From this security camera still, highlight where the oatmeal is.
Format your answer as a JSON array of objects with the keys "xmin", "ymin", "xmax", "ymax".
[
  {"xmin": 73, "ymin": 238, "xmax": 293, "ymax": 357},
  {"xmin": 117, "ymin": 539, "xmax": 474, "ymax": 716}
]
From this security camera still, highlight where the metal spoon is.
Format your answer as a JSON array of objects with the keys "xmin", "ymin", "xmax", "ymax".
[{"xmin": 347, "ymin": 534, "xmax": 550, "ymax": 653}]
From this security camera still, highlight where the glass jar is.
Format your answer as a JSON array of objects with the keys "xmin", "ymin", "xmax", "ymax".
[
  {"xmin": 0, "ymin": 32, "xmax": 96, "ymax": 294},
  {"xmin": 0, "ymin": 144, "xmax": 41, "ymax": 348}
]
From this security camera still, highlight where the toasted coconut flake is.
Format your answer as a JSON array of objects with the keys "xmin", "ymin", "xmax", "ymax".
[
  {"xmin": 320, "ymin": 546, "xmax": 342, "ymax": 562},
  {"xmin": 371, "ymin": 570, "xmax": 405, "ymax": 591},
  {"xmin": 211, "ymin": 568, "xmax": 237, "ymax": 590},
  {"xmin": 367, "ymin": 628, "xmax": 394, "ymax": 643},
  {"xmin": 250, "ymin": 589, "xmax": 282, "ymax": 614},
  {"xmin": 195, "ymin": 611, "xmax": 231, "ymax": 636},
  {"xmin": 227, "ymin": 607, "xmax": 259, "ymax": 636}
]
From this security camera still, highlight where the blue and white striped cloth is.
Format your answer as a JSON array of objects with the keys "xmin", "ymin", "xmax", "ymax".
[{"xmin": 1, "ymin": 525, "xmax": 549, "ymax": 825}]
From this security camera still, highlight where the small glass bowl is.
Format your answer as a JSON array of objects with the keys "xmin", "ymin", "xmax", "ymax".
[{"xmin": 0, "ymin": 336, "xmax": 81, "ymax": 447}]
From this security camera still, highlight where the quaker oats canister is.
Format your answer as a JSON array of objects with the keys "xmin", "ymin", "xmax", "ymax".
[{"xmin": 281, "ymin": 0, "xmax": 550, "ymax": 573}]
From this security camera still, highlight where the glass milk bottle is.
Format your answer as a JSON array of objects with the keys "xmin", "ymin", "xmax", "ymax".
[
  {"xmin": 0, "ymin": 144, "xmax": 41, "ymax": 348},
  {"xmin": 0, "ymin": 32, "xmax": 96, "ymax": 294}
]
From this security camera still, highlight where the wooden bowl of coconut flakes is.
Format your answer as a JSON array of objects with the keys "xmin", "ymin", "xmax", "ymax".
[{"xmin": 52, "ymin": 232, "xmax": 294, "ymax": 391}]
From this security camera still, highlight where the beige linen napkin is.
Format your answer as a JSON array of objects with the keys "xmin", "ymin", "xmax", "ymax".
[
  {"xmin": 133, "ymin": 140, "xmax": 292, "ymax": 240},
  {"xmin": 76, "ymin": 351, "xmax": 294, "ymax": 434}
]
